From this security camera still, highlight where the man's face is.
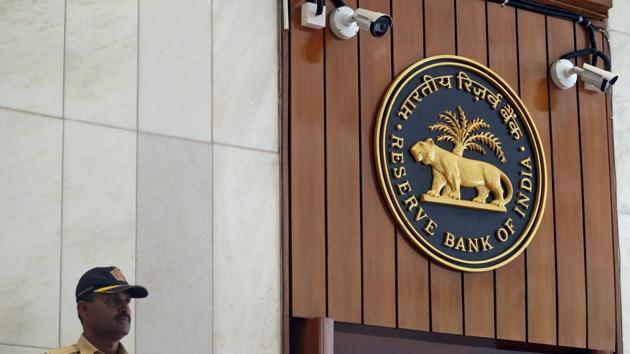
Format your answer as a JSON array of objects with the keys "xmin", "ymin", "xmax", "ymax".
[{"xmin": 80, "ymin": 292, "xmax": 132, "ymax": 340}]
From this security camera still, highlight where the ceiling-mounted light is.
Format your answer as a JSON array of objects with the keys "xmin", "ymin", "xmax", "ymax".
[
  {"xmin": 551, "ymin": 59, "xmax": 618, "ymax": 93},
  {"xmin": 330, "ymin": 6, "xmax": 392, "ymax": 40}
]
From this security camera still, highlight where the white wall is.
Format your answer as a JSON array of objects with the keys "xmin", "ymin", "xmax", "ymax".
[
  {"xmin": 0, "ymin": 0, "xmax": 280, "ymax": 353},
  {"xmin": 610, "ymin": 1, "xmax": 630, "ymax": 352}
]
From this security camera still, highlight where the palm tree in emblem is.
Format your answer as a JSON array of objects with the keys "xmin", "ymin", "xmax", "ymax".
[{"xmin": 428, "ymin": 106, "xmax": 506, "ymax": 164}]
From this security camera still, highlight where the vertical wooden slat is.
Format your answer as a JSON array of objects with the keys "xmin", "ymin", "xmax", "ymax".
[
  {"xmin": 359, "ymin": 0, "xmax": 396, "ymax": 328},
  {"xmin": 282, "ymin": 16, "xmax": 291, "ymax": 354},
  {"xmin": 290, "ymin": 0, "xmax": 326, "ymax": 318},
  {"xmin": 325, "ymin": 0, "xmax": 362, "ymax": 324},
  {"xmin": 457, "ymin": 0, "xmax": 494, "ymax": 339},
  {"xmin": 576, "ymin": 31, "xmax": 615, "ymax": 351},
  {"xmin": 457, "ymin": 0, "xmax": 487, "ymax": 65},
  {"xmin": 391, "ymin": 0, "xmax": 423, "ymax": 73},
  {"xmin": 517, "ymin": 9, "xmax": 557, "ymax": 346},
  {"xmin": 396, "ymin": 237, "xmax": 430, "ymax": 331},
  {"xmin": 424, "ymin": 0, "xmax": 463, "ymax": 335},
  {"xmin": 487, "ymin": 2, "xmax": 526, "ymax": 342},
  {"xmin": 425, "ymin": 0, "xmax": 456, "ymax": 56},
  {"xmin": 547, "ymin": 16, "xmax": 587, "ymax": 348},
  {"xmin": 392, "ymin": 0, "xmax": 430, "ymax": 332}
]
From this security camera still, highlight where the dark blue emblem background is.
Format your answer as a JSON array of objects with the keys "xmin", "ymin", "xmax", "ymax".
[{"xmin": 376, "ymin": 56, "xmax": 546, "ymax": 271}]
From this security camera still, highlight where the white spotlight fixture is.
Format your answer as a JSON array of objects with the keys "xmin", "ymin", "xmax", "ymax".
[{"xmin": 551, "ymin": 58, "xmax": 618, "ymax": 93}]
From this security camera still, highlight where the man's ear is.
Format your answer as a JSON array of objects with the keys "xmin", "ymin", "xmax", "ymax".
[{"xmin": 77, "ymin": 301, "xmax": 90, "ymax": 322}]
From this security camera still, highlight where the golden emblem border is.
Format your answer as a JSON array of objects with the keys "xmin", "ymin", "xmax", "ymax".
[{"xmin": 374, "ymin": 55, "xmax": 548, "ymax": 272}]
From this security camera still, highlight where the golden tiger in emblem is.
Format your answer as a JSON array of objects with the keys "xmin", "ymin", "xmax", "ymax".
[{"xmin": 409, "ymin": 138, "xmax": 513, "ymax": 207}]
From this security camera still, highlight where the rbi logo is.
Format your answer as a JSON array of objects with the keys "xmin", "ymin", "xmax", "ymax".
[{"xmin": 375, "ymin": 55, "xmax": 547, "ymax": 272}]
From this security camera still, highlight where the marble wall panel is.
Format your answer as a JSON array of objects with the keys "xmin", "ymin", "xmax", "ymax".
[
  {"xmin": 617, "ymin": 212, "xmax": 630, "ymax": 350},
  {"xmin": 59, "ymin": 121, "xmax": 136, "ymax": 350},
  {"xmin": 212, "ymin": 0, "xmax": 278, "ymax": 151},
  {"xmin": 212, "ymin": 144, "xmax": 280, "ymax": 354},
  {"xmin": 0, "ymin": 110, "xmax": 62, "ymax": 348},
  {"xmin": 138, "ymin": 0, "xmax": 212, "ymax": 142},
  {"xmin": 135, "ymin": 133, "xmax": 213, "ymax": 353},
  {"xmin": 65, "ymin": 0, "xmax": 137, "ymax": 130},
  {"xmin": 610, "ymin": 0, "xmax": 630, "ymax": 35},
  {"xmin": 0, "ymin": 0, "xmax": 64, "ymax": 116},
  {"xmin": 611, "ymin": 30, "xmax": 630, "ymax": 214},
  {"xmin": 0, "ymin": 345, "xmax": 52, "ymax": 354},
  {"xmin": 610, "ymin": 20, "xmax": 630, "ymax": 354}
]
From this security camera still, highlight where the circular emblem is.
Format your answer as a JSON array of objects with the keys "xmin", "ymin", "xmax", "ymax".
[{"xmin": 375, "ymin": 55, "xmax": 547, "ymax": 272}]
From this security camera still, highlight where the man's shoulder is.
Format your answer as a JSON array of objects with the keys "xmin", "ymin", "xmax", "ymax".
[{"xmin": 45, "ymin": 344, "xmax": 80, "ymax": 354}]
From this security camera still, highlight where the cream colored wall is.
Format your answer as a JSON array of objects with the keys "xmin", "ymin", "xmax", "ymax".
[
  {"xmin": 0, "ymin": 0, "xmax": 279, "ymax": 353},
  {"xmin": 610, "ymin": 1, "xmax": 630, "ymax": 352}
]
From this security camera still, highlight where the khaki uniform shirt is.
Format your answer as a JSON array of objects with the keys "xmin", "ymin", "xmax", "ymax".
[{"xmin": 45, "ymin": 335, "xmax": 128, "ymax": 354}]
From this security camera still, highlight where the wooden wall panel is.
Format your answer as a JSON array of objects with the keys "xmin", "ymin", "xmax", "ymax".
[
  {"xmin": 392, "ymin": 0, "xmax": 430, "ymax": 332},
  {"xmin": 324, "ymin": 0, "xmax": 362, "ymax": 324},
  {"xmin": 283, "ymin": 19, "xmax": 290, "ymax": 354},
  {"xmin": 576, "ymin": 32, "xmax": 616, "ymax": 351},
  {"xmin": 547, "ymin": 17, "xmax": 587, "ymax": 348},
  {"xmin": 457, "ymin": 0, "xmax": 495, "ymax": 339},
  {"xmin": 286, "ymin": 0, "xmax": 619, "ymax": 351},
  {"xmin": 517, "ymin": 9, "xmax": 558, "ymax": 346},
  {"xmin": 358, "ymin": 0, "xmax": 396, "ymax": 328},
  {"xmin": 290, "ymin": 0, "xmax": 326, "ymax": 318},
  {"xmin": 487, "ymin": 2, "xmax": 526, "ymax": 342},
  {"xmin": 424, "ymin": 0, "xmax": 463, "ymax": 336}
]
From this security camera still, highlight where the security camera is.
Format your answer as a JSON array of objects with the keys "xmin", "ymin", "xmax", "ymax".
[
  {"xmin": 580, "ymin": 63, "xmax": 618, "ymax": 92},
  {"xmin": 551, "ymin": 59, "xmax": 618, "ymax": 93},
  {"xmin": 353, "ymin": 8, "xmax": 392, "ymax": 37},
  {"xmin": 330, "ymin": 6, "xmax": 392, "ymax": 40}
]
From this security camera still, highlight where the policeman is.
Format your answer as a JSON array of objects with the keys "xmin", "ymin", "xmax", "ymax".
[{"xmin": 47, "ymin": 266, "xmax": 148, "ymax": 354}]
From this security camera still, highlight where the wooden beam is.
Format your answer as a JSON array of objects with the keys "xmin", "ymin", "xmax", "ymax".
[
  {"xmin": 291, "ymin": 318, "xmax": 334, "ymax": 354},
  {"xmin": 530, "ymin": 0, "xmax": 610, "ymax": 20}
]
